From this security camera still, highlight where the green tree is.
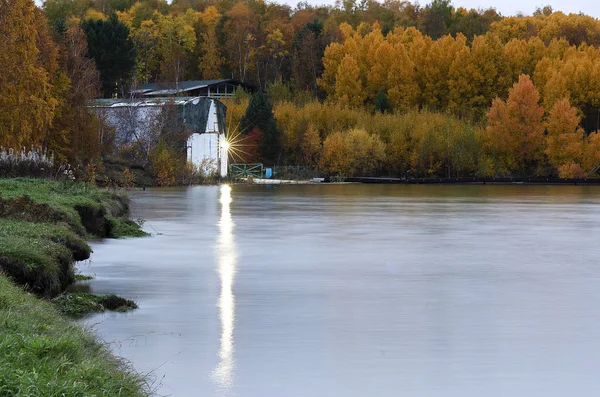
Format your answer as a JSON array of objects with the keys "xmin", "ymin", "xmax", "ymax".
[
  {"xmin": 374, "ymin": 88, "xmax": 392, "ymax": 113},
  {"xmin": 420, "ymin": 0, "xmax": 453, "ymax": 40},
  {"xmin": 240, "ymin": 91, "xmax": 281, "ymax": 164},
  {"xmin": 82, "ymin": 13, "xmax": 136, "ymax": 97}
]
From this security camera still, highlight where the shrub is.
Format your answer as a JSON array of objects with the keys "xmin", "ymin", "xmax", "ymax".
[
  {"xmin": 149, "ymin": 140, "xmax": 178, "ymax": 186},
  {"xmin": 320, "ymin": 128, "xmax": 386, "ymax": 176},
  {"xmin": 0, "ymin": 147, "xmax": 55, "ymax": 178}
]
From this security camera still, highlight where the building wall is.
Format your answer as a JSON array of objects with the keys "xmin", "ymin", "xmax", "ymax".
[
  {"xmin": 186, "ymin": 101, "xmax": 228, "ymax": 177},
  {"xmin": 92, "ymin": 97, "xmax": 228, "ymax": 178}
]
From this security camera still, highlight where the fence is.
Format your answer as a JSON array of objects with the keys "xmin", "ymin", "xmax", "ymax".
[{"xmin": 272, "ymin": 166, "xmax": 315, "ymax": 180}]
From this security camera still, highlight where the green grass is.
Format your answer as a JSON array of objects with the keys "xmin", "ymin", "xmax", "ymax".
[
  {"xmin": 0, "ymin": 178, "xmax": 148, "ymax": 296},
  {"xmin": 0, "ymin": 220, "xmax": 91, "ymax": 296},
  {"xmin": 0, "ymin": 275, "xmax": 148, "ymax": 396},
  {"xmin": 0, "ymin": 179, "xmax": 150, "ymax": 395},
  {"xmin": 53, "ymin": 292, "xmax": 138, "ymax": 317},
  {"xmin": 0, "ymin": 178, "xmax": 147, "ymax": 238},
  {"xmin": 75, "ymin": 274, "xmax": 94, "ymax": 281}
]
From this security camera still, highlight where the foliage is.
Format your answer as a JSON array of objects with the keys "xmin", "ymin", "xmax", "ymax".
[
  {"xmin": 149, "ymin": 139, "xmax": 178, "ymax": 186},
  {"xmin": 82, "ymin": 13, "xmax": 136, "ymax": 97},
  {"xmin": 374, "ymin": 89, "xmax": 392, "ymax": 114},
  {"xmin": 4, "ymin": 0, "xmax": 600, "ymax": 180},
  {"xmin": 240, "ymin": 91, "xmax": 282, "ymax": 164},
  {"xmin": 545, "ymin": 98, "xmax": 587, "ymax": 177},
  {"xmin": 320, "ymin": 128, "xmax": 386, "ymax": 176},
  {"xmin": 0, "ymin": 0, "xmax": 58, "ymax": 149},
  {"xmin": 484, "ymin": 75, "xmax": 545, "ymax": 175},
  {"xmin": 182, "ymin": 159, "xmax": 219, "ymax": 185}
]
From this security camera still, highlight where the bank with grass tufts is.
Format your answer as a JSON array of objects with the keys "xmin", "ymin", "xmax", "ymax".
[
  {"xmin": 0, "ymin": 178, "xmax": 148, "ymax": 296},
  {"xmin": 0, "ymin": 178, "xmax": 149, "ymax": 395},
  {"xmin": 0, "ymin": 277, "xmax": 148, "ymax": 396}
]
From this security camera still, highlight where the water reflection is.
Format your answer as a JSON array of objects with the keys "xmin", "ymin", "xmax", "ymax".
[{"xmin": 212, "ymin": 185, "xmax": 237, "ymax": 393}]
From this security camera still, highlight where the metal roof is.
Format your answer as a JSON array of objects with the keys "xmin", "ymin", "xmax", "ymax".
[
  {"xmin": 129, "ymin": 79, "xmax": 249, "ymax": 96},
  {"xmin": 91, "ymin": 96, "xmax": 206, "ymax": 107}
]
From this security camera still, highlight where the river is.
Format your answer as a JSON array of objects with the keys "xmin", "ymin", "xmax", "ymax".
[{"xmin": 83, "ymin": 184, "xmax": 600, "ymax": 397}]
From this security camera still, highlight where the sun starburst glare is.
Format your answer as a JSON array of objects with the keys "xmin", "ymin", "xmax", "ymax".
[{"xmin": 223, "ymin": 113, "xmax": 254, "ymax": 164}]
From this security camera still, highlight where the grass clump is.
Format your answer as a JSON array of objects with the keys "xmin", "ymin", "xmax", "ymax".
[
  {"xmin": 53, "ymin": 293, "xmax": 138, "ymax": 317},
  {"xmin": 75, "ymin": 274, "xmax": 94, "ymax": 281},
  {"xmin": 107, "ymin": 216, "xmax": 150, "ymax": 238},
  {"xmin": 0, "ymin": 275, "xmax": 147, "ymax": 396},
  {"xmin": 0, "ymin": 220, "xmax": 91, "ymax": 296}
]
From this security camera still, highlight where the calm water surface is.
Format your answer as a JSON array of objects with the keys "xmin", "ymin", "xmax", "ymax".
[{"xmin": 82, "ymin": 184, "xmax": 600, "ymax": 397}]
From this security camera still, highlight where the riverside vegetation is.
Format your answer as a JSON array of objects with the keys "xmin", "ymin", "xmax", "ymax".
[
  {"xmin": 3, "ymin": 0, "xmax": 600, "ymax": 184},
  {"xmin": 0, "ymin": 178, "xmax": 149, "ymax": 396}
]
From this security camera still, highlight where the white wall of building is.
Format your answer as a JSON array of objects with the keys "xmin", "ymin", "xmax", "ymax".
[{"xmin": 187, "ymin": 101, "xmax": 228, "ymax": 177}]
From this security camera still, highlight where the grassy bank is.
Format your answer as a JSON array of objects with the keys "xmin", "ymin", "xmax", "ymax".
[
  {"xmin": 0, "ymin": 178, "xmax": 147, "ymax": 296},
  {"xmin": 0, "ymin": 178, "xmax": 149, "ymax": 396},
  {"xmin": 0, "ymin": 276, "xmax": 147, "ymax": 396}
]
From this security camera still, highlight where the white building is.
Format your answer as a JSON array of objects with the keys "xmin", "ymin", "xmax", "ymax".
[{"xmin": 93, "ymin": 97, "xmax": 228, "ymax": 177}]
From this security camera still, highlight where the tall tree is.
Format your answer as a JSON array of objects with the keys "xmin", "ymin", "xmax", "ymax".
[
  {"xmin": 419, "ymin": 0, "xmax": 453, "ymax": 40},
  {"xmin": 484, "ymin": 75, "xmax": 545, "ymax": 175},
  {"xmin": 223, "ymin": 2, "xmax": 259, "ymax": 82},
  {"xmin": 82, "ymin": 13, "xmax": 136, "ymax": 97},
  {"xmin": 50, "ymin": 25, "xmax": 103, "ymax": 164},
  {"xmin": 0, "ymin": 0, "xmax": 58, "ymax": 148},
  {"xmin": 335, "ymin": 54, "xmax": 364, "ymax": 107},
  {"xmin": 155, "ymin": 10, "xmax": 199, "ymax": 84},
  {"xmin": 545, "ymin": 98, "xmax": 586, "ymax": 177},
  {"xmin": 240, "ymin": 91, "xmax": 281, "ymax": 164},
  {"xmin": 199, "ymin": 6, "xmax": 224, "ymax": 79}
]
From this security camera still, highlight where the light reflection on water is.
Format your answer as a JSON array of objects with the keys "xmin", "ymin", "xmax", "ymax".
[
  {"xmin": 212, "ymin": 185, "xmax": 236, "ymax": 393},
  {"xmin": 81, "ymin": 184, "xmax": 600, "ymax": 397}
]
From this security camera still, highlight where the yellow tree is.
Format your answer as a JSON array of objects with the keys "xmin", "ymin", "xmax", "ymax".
[
  {"xmin": 157, "ymin": 10, "xmax": 199, "ymax": 84},
  {"xmin": 301, "ymin": 125, "xmax": 321, "ymax": 167},
  {"xmin": 132, "ymin": 20, "xmax": 161, "ymax": 84},
  {"xmin": 484, "ymin": 75, "xmax": 545, "ymax": 175},
  {"xmin": 542, "ymin": 71, "xmax": 569, "ymax": 110},
  {"xmin": 0, "ymin": 0, "xmax": 58, "ymax": 148},
  {"xmin": 320, "ymin": 131, "xmax": 347, "ymax": 175},
  {"xmin": 545, "ymin": 98, "xmax": 586, "ymax": 177},
  {"xmin": 503, "ymin": 38, "xmax": 530, "ymax": 82},
  {"xmin": 318, "ymin": 42, "xmax": 347, "ymax": 97},
  {"xmin": 318, "ymin": 22, "xmax": 358, "ymax": 98},
  {"xmin": 387, "ymin": 43, "xmax": 417, "ymax": 111},
  {"xmin": 198, "ymin": 6, "xmax": 223, "ymax": 80},
  {"xmin": 224, "ymin": 2, "xmax": 259, "ymax": 82},
  {"xmin": 335, "ymin": 54, "xmax": 365, "ymax": 108},
  {"xmin": 199, "ymin": 6, "xmax": 224, "ymax": 80},
  {"xmin": 366, "ymin": 40, "xmax": 393, "ymax": 97},
  {"xmin": 413, "ymin": 34, "xmax": 466, "ymax": 111},
  {"xmin": 448, "ymin": 34, "xmax": 510, "ymax": 116}
]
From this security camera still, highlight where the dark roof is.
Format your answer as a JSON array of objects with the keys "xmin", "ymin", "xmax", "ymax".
[{"xmin": 130, "ymin": 79, "xmax": 251, "ymax": 96}]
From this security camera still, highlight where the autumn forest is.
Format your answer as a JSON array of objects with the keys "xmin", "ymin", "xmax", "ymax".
[{"xmin": 2, "ymin": 0, "xmax": 600, "ymax": 182}]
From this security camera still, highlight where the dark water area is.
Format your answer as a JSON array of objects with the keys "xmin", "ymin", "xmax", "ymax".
[{"xmin": 82, "ymin": 184, "xmax": 600, "ymax": 396}]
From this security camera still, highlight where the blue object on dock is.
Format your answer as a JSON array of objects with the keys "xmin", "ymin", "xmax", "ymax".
[{"xmin": 265, "ymin": 168, "xmax": 273, "ymax": 179}]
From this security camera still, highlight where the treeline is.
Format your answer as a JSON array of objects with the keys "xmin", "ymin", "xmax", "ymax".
[
  {"xmin": 225, "ymin": 78, "xmax": 600, "ymax": 179},
  {"xmin": 41, "ymin": 0, "xmax": 600, "ymax": 100},
  {"xmin": 2, "ymin": 0, "xmax": 600, "ymax": 181}
]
